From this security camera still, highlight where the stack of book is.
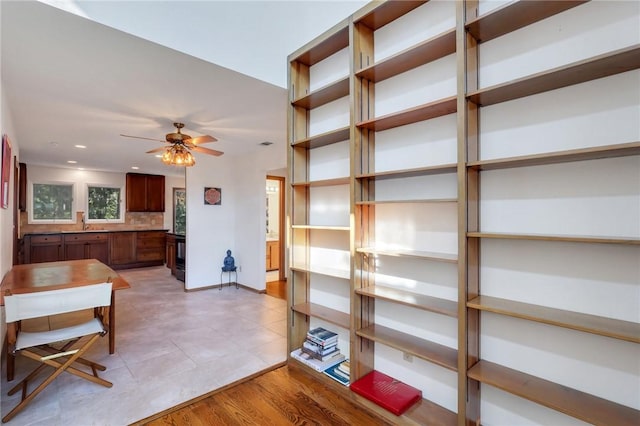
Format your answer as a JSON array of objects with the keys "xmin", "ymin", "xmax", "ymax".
[
  {"xmin": 290, "ymin": 327, "xmax": 345, "ymax": 372},
  {"xmin": 323, "ymin": 360, "xmax": 350, "ymax": 386}
]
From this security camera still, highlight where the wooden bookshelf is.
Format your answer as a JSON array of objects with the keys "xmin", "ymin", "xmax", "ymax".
[
  {"xmin": 357, "ymin": 286, "xmax": 457, "ymax": 318},
  {"xmin": 356, "ymin": 198, "xmax": 457, "ymax": 205},
  {"xmin": 355, "ymin": 29, "xmax": 456, "ymax": 83},
  {"xmin": 356, "ymin": 96, "xmax": 457, "ymax": 131},
  {"xmin": 467, "ymin": 45, "xmax": 640, "ymax": 107},
  {"xmin": 291, "ymin": 302, "xmax": 350, "ymax": 330},
  {"xmin": 465, "ymin": 0, "xmax": 588, "ymax": 43},
  {"xmin": 291, "ymin": 224, "xmax": 350, "ymax": 231},
  {"xmin": 291, "ymin": 25, "xmax": 349, "ymax": 66},
  {"xmin": 291, "ymin": 126, "xmax": 350, "ymax": 149},
  {"xmin": 355, "ymin": 163, "xmax": 457, "ymax": 180},
  {"xmin": 290, "ymin": 264, "xmax": 350, "ymax": 280},
  {"xmin": 468, "ymin": 295, "xmax": 640, "ymax": 343},
  {"xmin": 467, "ymin": 141, "xmax": 640, "ymax": 170},
  {"xmin": 467, "ymin": 232, "xmax": 640, "ymax": 246},
  {"xmin": 357, "ymin": 324, "xmax": 458, "ymax": 371},
  {"xmin": 353, "ymin": 0, "xmax": 426, "ymax": 30},
  {"xmin": 468, "ymin": 360, "xmax": 640, "ymax": 426},
  {"xmin": 291, "ymin": 76, "xmax": 349, "ymax": 109},
  {"xmin": 291, "ymin": 177, "xmax": 350, "ymax": 187},
  {"xmin": 356, "ymin": 247, "xmax": 458, "ymax": 263}
]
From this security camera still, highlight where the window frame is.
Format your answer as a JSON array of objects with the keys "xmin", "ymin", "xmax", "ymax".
[
  {"xmin": 85, "ymin": 183, "xmax": 125, "ymax": 224},
  {"xmin": 28, "ymin": 180, "xmax": 76, "ymax": 224}
]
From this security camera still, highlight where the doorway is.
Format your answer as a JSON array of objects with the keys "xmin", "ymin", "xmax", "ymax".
[{"xmin": 266, "ymin": 175, "xmax": 285, "ymax": 299}]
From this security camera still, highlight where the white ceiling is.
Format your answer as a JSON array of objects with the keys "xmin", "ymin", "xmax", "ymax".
[{"xmin": 1, "ymin": 1, "xmax": 366, "ymax": 176}]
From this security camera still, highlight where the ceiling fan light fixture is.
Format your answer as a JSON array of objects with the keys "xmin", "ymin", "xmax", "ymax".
[{"xmin": 162, "ymin": 144, "xmax": 195, "ymax": 167}]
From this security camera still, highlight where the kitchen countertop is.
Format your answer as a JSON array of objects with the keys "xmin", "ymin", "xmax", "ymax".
[{"xmin": 23, "ymin": 229, "xmax": 169, "ymax": 236}]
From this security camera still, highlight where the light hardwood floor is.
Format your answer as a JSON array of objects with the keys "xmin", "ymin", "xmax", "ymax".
[
  {"xmin": 1, "ymin": 266, "xmax": 287, "ymax": 425},
  {"xmin": 137, "ymin": 365, "xmax": 392, "ymax": 426}
]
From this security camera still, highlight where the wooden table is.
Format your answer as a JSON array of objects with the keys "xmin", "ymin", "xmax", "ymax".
[{"xmin": 0, "ymin": 259, "xmax": 130, "ymax": 381}]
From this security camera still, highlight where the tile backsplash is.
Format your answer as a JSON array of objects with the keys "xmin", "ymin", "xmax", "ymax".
[{"xmin": 20, "ymin": 211, "xmax": 165, "ymax": 236}]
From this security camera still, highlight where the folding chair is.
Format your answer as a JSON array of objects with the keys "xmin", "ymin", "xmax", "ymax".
[{"xmin": 2, "ymin": 282, "xmax": 113, "ymax": 423}]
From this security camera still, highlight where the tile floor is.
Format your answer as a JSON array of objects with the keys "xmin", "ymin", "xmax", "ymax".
[{"xmin": 1, "ymin": 266, "xmax": 287, "ymax": 425}]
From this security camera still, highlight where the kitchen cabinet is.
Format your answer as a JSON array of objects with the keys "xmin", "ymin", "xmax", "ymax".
[
  {"xmin": 166, "ymin": 234, "xmax": 176, "ymax": 273},
  {"xmin": 23, "ymin": 234, "xmax": 63, "ymax": 264},
  {"xmin": 109, "ymin": 232, "xmax": 137, "ymax": 265},
  {"xmin": 22, "ymin": 230, "xmax": 167, "ymax": 269},
  {"xmin": 126, "ymin": 173, "xmax": 165, "ymax": 212},
  {"xmin": 266, "ymin": 240, "xmax": 279, "ymax": 271},
  {"xmin": 136, "ymin": 231, "xmax": 166, "ymax": 263},
  {"xmin": 63, "ymin": 233, "xmax": 109, "ymax": 264}
]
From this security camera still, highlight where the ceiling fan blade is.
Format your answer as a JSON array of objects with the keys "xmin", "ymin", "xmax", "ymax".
[
  {"xmin": 191, "ymin": 145, "xmax": 224, "ymax": 156},
  {"xmin": 188, "ymin": 135, "xmax": 217, "ymax": 145},
  {"xmin": 120, "ymin": 134, "xmax": 166, "ymax": 143},
  {"xmin": 146, "ymin": 147, "xmax": 167, "ymax": 154}
]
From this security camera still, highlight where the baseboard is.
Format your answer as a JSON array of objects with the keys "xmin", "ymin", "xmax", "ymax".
[{"xmin": 184, "ymin": 282, "xmax": 266, "ymax": 294}]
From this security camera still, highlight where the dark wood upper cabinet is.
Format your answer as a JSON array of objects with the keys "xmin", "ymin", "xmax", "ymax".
[
  {"xmin": 126, "ymin": 173, "xmax": 165, "ymax": 212},
  {"xmin": 18, "ymin": 162, "xmax": 27, "ymax": 212}
]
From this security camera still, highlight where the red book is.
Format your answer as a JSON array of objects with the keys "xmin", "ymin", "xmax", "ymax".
[{"xmin": 350, "ymin": 370, "xmax": 422, "ymax": 416}]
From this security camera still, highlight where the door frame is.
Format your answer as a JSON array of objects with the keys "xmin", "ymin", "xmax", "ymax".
[{"xmin": 266, "ymin": 175, "xmax": 286, "ymax": 281}]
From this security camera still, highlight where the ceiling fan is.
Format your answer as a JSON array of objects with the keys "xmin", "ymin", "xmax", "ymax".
[{"xmin": 120, "ymin": 122, "xmax": 223, "ymax": 166}]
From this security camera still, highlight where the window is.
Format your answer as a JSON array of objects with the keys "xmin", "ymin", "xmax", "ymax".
[
  {"xmin": 87, "ymin": 186, "xmax": 122, "ymax": 221},
  {"xmin": 173, "ymin": 188, "xmax": 186, "ymax": 235},
  {"xmin": 32, "ymin": 183, "xmax": 73, "ymax": 221}
]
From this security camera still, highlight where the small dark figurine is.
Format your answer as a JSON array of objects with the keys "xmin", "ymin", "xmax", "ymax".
[{"xmin": 222, "ymin": 249, "xmax": 236, "ymax": 272}]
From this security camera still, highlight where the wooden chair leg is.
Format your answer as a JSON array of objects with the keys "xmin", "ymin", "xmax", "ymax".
[{"xmin": 2, "ymin": 333, "xmax": 110, "ymax": 424}]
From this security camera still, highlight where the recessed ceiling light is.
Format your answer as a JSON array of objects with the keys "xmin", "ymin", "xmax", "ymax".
[
  {"xmin": 78, "ymin": 167, "xmax": 85, "ymax": 171},
  {"xmin": 155, "ymin": 155, "xmax": 162, "ymax": 158},
  {"xmin": 74, "ymin": 145, "xmax": 86, "ymax": 149},
  {"xmin": 67, "ymin": 160, "xmax": 77, "ymax": 164},
  {"xmin": 131, "ymin": 166, "xmax": 139, "ymax": 170}
]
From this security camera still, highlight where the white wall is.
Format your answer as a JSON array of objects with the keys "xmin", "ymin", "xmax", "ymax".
[
  {"xmin": 0, "ymin": 77, "xmax": 19, "ymax": 350},
  {"xmin": 185, "ymin": 140, "xmax": 285, "ymax": 292}
]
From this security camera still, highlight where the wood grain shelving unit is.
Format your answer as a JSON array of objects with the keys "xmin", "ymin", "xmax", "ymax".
[
  {"xmin": 460, "ymin": 0, "xmax": 640, "ymax": 424},
  {"xmin": 288, "ymin": 1, "xmax": 640, "ymax": 424},
  {"xmin": 356, "ymin": 285, "xmax": 457, "ymax": 318},
  {"xmin": 287, "ymin": 16, "xmax": 353, "ymax": 388},
  {"xmin": 357, "ymin": 324, "xmax": 458, "ymax": 372}
]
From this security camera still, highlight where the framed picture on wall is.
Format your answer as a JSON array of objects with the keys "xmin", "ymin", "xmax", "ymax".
[
  {"xmin": 1, "ymin": 134, "xmax": 12, "ymax": 209},
  {"xmin": 204, "ymin": 187, "xmax": 222, "ymax": 205}
]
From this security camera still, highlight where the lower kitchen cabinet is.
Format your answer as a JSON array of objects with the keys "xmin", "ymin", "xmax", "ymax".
[{"xmin": 63, "ymin": 233, "xmax": 109, "ymax": 264}]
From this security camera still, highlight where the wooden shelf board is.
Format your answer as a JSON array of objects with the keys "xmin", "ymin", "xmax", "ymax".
[
  {"xmin": 292, "ymin": 177, "xmax": 350, "ymax": 187},
  {"xmin": 290, "ymin": 264, "xmax": 350, "ymax": 280},
  {"xmin": 356, "ymin": 285, "xmax": 458, "ymax": 318},
  {"xmin": 356, "ymin": 247, "xmax": 458, "ymax": 263},
  {"xmin": 292, "ymin": 77, "xmax": 349, "ymax": 109},
  {"xmin": 468, "ymin": 141, "xmax": 640, "ymax": 170},
  {"xmin": 356, "ymin": 164, "xmax": 458, "ymax": 180},
  {"xmin": 356, "ymin": 324, "xmax": 457, "ymax": 371},
  {"xmin": 467, "ymin": 45, "xmax": 640, "ymax": 107},
  {"xmin": 291, "ymin": 126, "xmax": 350, "ymax": 149},
  {"xmin": 356, "ymin": 198, "xmax": 457, "ymax": 205},
  {"xmin": 467, "ymin": 232, "xmax": 640, "ymax": 245},
  {"xmin": 356, "ymin": 29, "xmax": 455, "ymax": 83},
  {"xmin": 291, "ymin": 225, "xmax": 350, "ymax": 231},
  {"xmin": 354, "ymin": 0, "xmax": 426, "ymax": 30},
  {"xmin": 468, "ymin": 295, "xmax": 640, "ymax": 343},
  {"xmin": 468, "ymin": 360, "xmax": 640, "ymax": 426},
  {"xmin": 291, "ymin": 25, "xmax": 349, "ymax": 66},
  {"xmin": 465, "ymin": 1, "xmax": 588, "ymax": 43},
  {"xmin": 291, "ymin": 302, "xmax": 350, "ymax": 330},
  {"xmin": 289, "ymin": 361, "xmax": 457, "ymax": 426},
  {"xmin": 356, "ymin": 96, "xmax": 457, "ymax": 131}
]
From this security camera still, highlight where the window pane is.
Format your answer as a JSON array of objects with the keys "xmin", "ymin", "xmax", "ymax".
[
  {"xmin": 174, "ymin": 188, "xmax": 186, "ymax": 235},
  {"xmin": 88, "ymin": 186, "xmax": 121, "ymax": 220},
  {"xmin": 33, "ymin": 184, "xmax": 73, "ymax": 220}
]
